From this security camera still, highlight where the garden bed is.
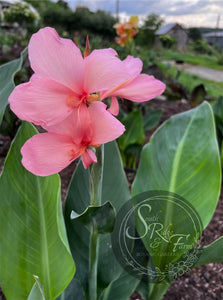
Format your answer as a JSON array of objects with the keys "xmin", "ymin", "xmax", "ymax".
[{"xmin": 0, "ymin": 99, "xmax": 222, "ymax": 300}]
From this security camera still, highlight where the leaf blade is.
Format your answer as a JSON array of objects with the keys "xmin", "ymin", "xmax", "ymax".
[
  {"xmin": 0, "ymin": 48, "xmax": 27, "ymax": 124},
  {"xmin": 132, "ymin": 102, "xmax": 221, "ymax": 228},
  {"xmin": 194, "ymin": 237, "xmax": 223, "ymax": 267},
  {"xmin": 0, "ymin": 122, "xmax": 75, "ymax": 300}
]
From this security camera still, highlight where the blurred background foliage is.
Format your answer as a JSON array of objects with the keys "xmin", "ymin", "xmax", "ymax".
[
  {"xmin": 136, "ymin": 13, "xmax": 164, "ymax": 47},
  {"xmin": 0, "ymin": 0, "xmax": 223, "ymax": 169},
  {"xmin": 24, "ymin": 0, "xmax": 117, "ymax": 44}
]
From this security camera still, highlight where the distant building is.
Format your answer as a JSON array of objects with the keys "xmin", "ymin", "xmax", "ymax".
[
  {"xmin": 155, "ymin": 23, "xmax": 188, "ymax": 50},
  {"xmin": 203, "ymin": 31, "xmax": 223, "ymax": 50}
]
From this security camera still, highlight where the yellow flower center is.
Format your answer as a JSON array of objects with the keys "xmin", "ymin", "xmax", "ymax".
[
  {"xmin": 66, "ymin": 93, "xmax": 99, "ymax": 108},
  {"xmin": 87, "ymin": 93, "xmax": 99, "ymax": 103}
]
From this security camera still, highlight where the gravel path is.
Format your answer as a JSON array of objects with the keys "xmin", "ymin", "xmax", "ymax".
[{"xmin": 163, "ymin": 60, "xmax": 223, "ymax": 82}]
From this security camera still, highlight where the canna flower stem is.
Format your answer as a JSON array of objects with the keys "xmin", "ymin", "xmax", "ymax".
[
  {"xmin": 89, "ymin": 145, "xmax": 104, "ymax": 300},
  {"xmin": 89, "ymin": 225, "xmax": 99, "ymax": 300},
  {"xmin": 89, "ymin": 145, "xmax": 104, "ymax": 206},
  {"xmin": 148, "ymin": 281, "xmax": 170, "ymax": 300}
]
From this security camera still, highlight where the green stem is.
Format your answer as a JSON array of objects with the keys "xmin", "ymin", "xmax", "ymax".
[
  {"xmin": 89, "ymin": 224, "xmax": 99, "ymax": 300},
  {"xmin": 148, "ymin": 281, "xmax": 170, "ymax": 300},
  {"xmin": 90, "ymin": 145, "xmax": 104, "ymax": 206},
  {"xmin": 88, "ymin": 145, "xmax": 104, "ymax": 300}
]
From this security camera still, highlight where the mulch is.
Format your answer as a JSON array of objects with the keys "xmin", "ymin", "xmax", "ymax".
[{"xmin": 0, "ymin": 99, "xmax": 223, "ymax": 300}]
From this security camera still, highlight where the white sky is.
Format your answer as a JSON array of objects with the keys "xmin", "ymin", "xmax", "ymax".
[{"xmin": 62, "ymin": 0, "xmax": 223, "ymax": 28}]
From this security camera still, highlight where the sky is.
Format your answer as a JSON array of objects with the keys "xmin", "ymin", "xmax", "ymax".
[{"xmin": 63, "ymin": 0, "xmax": 223, "ymax": 28}]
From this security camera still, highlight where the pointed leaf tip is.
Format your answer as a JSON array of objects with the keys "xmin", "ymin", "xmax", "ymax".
[
  {"xmin": 73, "ymin": 37, "xmax": 79, "ymax": 47},
  {"xmin": 84, "ymin": 35, "xmax": 90, "ymax": 58}
]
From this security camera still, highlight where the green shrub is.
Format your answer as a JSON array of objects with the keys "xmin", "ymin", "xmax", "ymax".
[
  {"xmin": 159, "ymin": 35, "xmax": 176, "ymax": 49},
  {"xmin": 0, "ymin": 31, "xmax": 16, "ymax": 46},
  {"xmin": 217, "ymin": 53, "xmax": 223, "ymax": 65},
  {"xmin": 3, "ymin": 3, "xmax": 39, "ymax": 27},
  {"xmin": 191, "ymin": 40, "xmax": 213, "ymax": 55},
  {"xmin": 188, "ymin": 27, "xmax": 202, "ymax": 41},
  {"xmin": 136, "ymin": 13, "xmax": 164, "ymax": 47}
]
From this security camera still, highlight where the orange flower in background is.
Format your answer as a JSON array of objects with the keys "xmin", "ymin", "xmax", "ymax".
[{"xmin": 114, "ymin": 16, "xmax": 139, "ymax": 47}]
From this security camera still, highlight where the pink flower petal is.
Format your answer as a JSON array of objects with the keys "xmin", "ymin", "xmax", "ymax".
[
  {"xmin": 100, "ymin": 56, "xmax": 142, "ymax": 101},
  {"xmin": 44, "ymin": 103, "xmax": 92, "ymax": 145},
  {"xmin": 88, "ymin": 102, "xmax": 125, "ymax": 145},
  {"xmin": 111, "ymin": 74, "xmax": 166, "ymax": 102},
  {"xmin": 107, "ymin": 96, "xmax": 119, "ymax": 116},
  {"xmin": 73, "ymin": 103, "xmax": 93, "ymax": 144},
  {"xmin": 9, "ymin": 75, "xmax": 79, "ymax": 127},
  {"xmin": 81, "ymin": 148, "xmax": 97, "ymax": 169},
  {"xmin": 84, "ymin": 49, "xmax": 136, "ymax": 93},
  {"xmin": 21, "ymin": 133, "xmax": 82, "ymax": 176},
  {"xmin": 122, "ymin": 55, "xmax": 142, "ymax": 78},
  {"xmin": 28, "ymin": 27, "xmax": 84, "ymax": 94},
  {"xmin": 43, "ymin": 110, "xmax": 77, "ymax": 137}
]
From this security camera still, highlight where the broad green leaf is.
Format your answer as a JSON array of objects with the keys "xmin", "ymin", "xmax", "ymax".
[
  {"xmin": 0, "ymin": 104, "xmax": 20, "ymax": 138},
  {"xmin": 123, "ymin": 143, "xmax": 142, "ymax": 169},
  {"xmin": 131, "ymin": 191, "xmax": 203, "ymax": 271},
  {"xmin": 0, "ymin": 122, "xmax": 75, "ymax": 300},
  {"xmin": 0, "ymin": 48, "xmax": 27, "ymax": 124},
  {"xmin": 221, "ymin": 143, "xmax": 223, "ymax": 166},
  {"xmin": 28, "ymin": 276, "xmax": 46, "ymax": 300},
  {"xmin": 118, "ymin": 110, "xmax": 145, "ymax": 168},
  {"xmin": 64, "ymin": 141, "xmax": 133, "ymax": 299},
  {"xmin": 136, "ymin": 236, "xmax": 223, "ymax": 295},
  {"xmin": 212, "ymin": 96, "xmax": 223, "ymax": 123},
  {"xmin": 137, "ymin": 278, "xmax": 170, "ymax": 300},
  {"xmin": 118, "ymin": 110, "xmax": 145, "ymax": 150},
  {"xmin": 71, "ymin": 201, "xmax": 115, "ymax": 234},
  {"xmin": 194, "ymin": 237, "xmax": 223, "ymax": 267},
  {"xmin": 137, "ymin": 278, "xmax": 150, "ymax": 300},
  {"xmin": 132, "ymin": 102, "xmax": 220, "ymax": 273},
  {"xmin": 56, "ymin": 278, "xmax": 85, "ymax": 300},
  {"xmin": 102, "ymin": 271, "xmax": 140, "ymax": 300},
  {"xmin": 143, "ymin": 109, "xmax": 162, "ymax": 131},
  {"xmin": 132, "ymin": 102, "xmax": 221, "ymax": 228},
  {"xmin": 212, "ymin": 96, "xmax": 223, "ymax": 145}
]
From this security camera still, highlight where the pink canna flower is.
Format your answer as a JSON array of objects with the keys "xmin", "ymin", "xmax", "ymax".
[
  {"xmin": 103, "ymin": 56, "xmax": 166, "ymax": 116},
  {"xmin": 9, "ymin": 27, "xmax": 135, "ymax": 127},
  {"xmin": 8, "ymin": 27, "xmax": 165, "ymax": 175},
  {"xmin": 21, "ymin": 102, "xmax": 125, "ymax": 176},
  {"xmin": 9, "ymin": 27, "xmax": 165, "ymax": 126}
]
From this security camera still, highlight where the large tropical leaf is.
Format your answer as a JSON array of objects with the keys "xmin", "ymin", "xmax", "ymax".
[
  {"xmin": 143, "ymin": 109, "xmax": 162, "ymax": 131},
  {"xmin": 70, "ymin": 201, "xmax": 115, "ymax": 234},
  {"xmin": 132, "ymin": 102, "xmax": 221, "ymax": 274},
  {"xmin": 194, "ymin": 237, "xmax": 223, "ymax": 267},
  {"xmin": 132, "ymin": 101, "xmax": 221, "ymax": 228},
  {"xmin": 0, "ymin": 48, "xmax": 27, "ymax": 124},
  {"xmin": 27, "ymin": 276, "xmax": 46, "ymax": 300},
  {"xmin": 102, "ymin": 270, "xmax": 139, "ymax": 300},
  {"xmin": 118, "ymin": 110, "xmax": 145, "ymax": 150},
  {"xmin": 212, "ymin": 96, "xmax": 223, "ymax": 146},
  {"xmin": 56, "ymin": 278, "xmax": 85, "ymax": 300},
  {"xmin": 0, "ymin": 122, "xmax": 75, "ymax": 300},
  {"xmin": 118, "ymin": 110, "xmax": 145, "ymax": 168}
]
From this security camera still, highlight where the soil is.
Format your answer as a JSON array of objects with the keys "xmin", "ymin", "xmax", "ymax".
[{"xmin": 0, "ymin": 99, "xmax": 223, "ymax": 300}]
